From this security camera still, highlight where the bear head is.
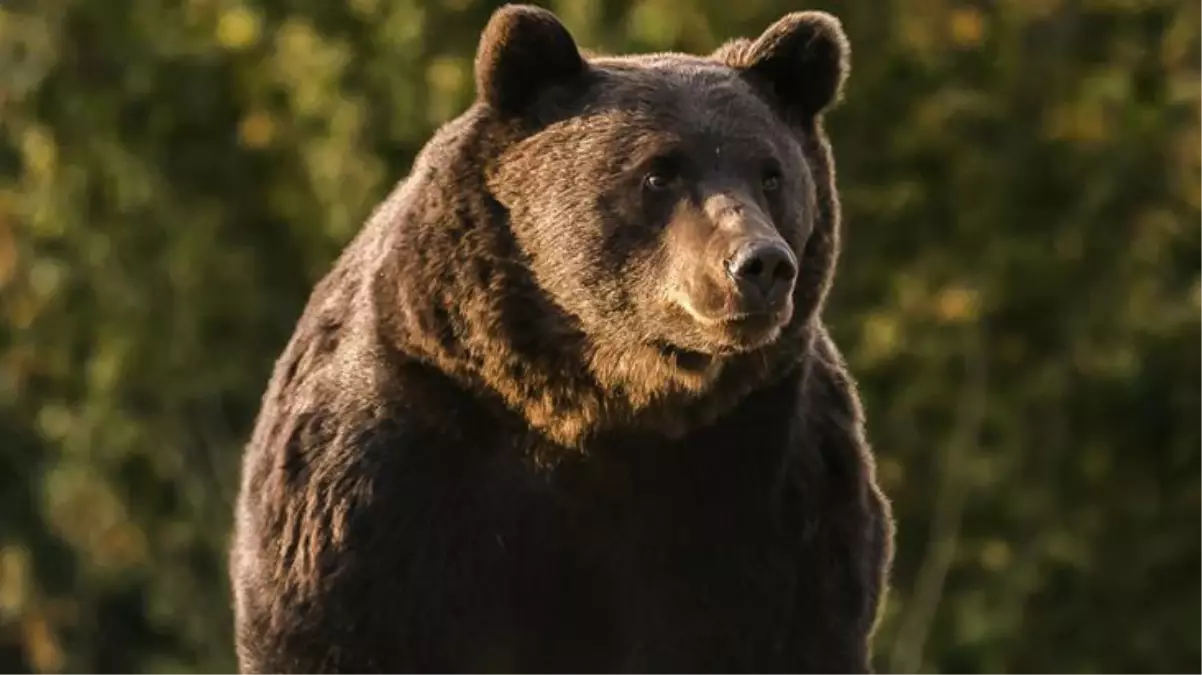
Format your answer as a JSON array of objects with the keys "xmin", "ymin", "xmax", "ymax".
[{"xmin": 381, "ymin": 4, "xmax": 851, "ymax": 448}]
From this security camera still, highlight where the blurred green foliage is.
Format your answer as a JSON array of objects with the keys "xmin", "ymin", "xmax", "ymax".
[{"xmin": 1, "ymin": 0, "xmax": 1198, "ymax": 672}]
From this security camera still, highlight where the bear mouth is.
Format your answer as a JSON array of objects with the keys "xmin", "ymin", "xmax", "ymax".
[
  {"xmin": 651, "ymin": 300, "xmax": 789, "ymax": 373},
  {"xmin": 654, "ymin": 335, "xmax": 768, "ymax": 374},
  {"xmin": 670, "ymin": 297, "xmax": 791, "ymax": 349},
  {"xmin": 719, "ymin": 313, "xmax": 785, "ymax": 349},
  {"xmin": 651, "ymin": 309, "xmax": 787, "ymax": 371},
  {"xmin": 655, "ymin": 342, "xmax": 719, "ymax": 372}
]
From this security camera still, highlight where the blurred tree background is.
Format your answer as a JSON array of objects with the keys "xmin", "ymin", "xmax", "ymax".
[{"xmin": 0, "ymin": 0, "xmax": 1198, "ymax": 671}]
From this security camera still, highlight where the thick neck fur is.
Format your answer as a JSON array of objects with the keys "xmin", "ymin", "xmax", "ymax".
[{"xmin": 367, "ymin": 104, "xmax": 841, "ymax": 451}]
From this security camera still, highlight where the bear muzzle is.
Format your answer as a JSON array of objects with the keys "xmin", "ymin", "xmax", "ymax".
[
  {"xmin": 661, "ymin": 192, "xmax": 800, "ymax": 353},
  {"xmin": 666, "ymin": 239, "xmax": 797, "ymax": 354}
]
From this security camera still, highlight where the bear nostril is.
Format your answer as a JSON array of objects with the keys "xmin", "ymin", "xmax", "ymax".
[
  {"xmin": 727, "ymin": 242, "xmax": 797, "ymax": 302},
  {"xmin": 741, "ymin": 257, "xmax": 765, "ymax": 278}
]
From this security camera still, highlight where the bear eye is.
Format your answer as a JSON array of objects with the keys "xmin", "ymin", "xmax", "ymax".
[
  {"xmin": 762, "ymin": 168, "xmax": 782, "ymax": 193},
  {"xmin": 644, "ymin": 171, "xmax": 675, "ymax": 192},
  {"xmin": 642, "ymin": 155, "xmax": 683, "ymax": 193}
]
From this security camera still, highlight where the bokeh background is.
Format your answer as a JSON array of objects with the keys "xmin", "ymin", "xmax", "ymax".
[{"xmin": 1, "ymin": 0, "xmax": 1199, "ymax": 672}]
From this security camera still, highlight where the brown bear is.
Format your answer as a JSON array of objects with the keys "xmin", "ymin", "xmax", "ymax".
[{"xmin": 230, "ymin": 4, "xmax": 894, "ymax": 673}]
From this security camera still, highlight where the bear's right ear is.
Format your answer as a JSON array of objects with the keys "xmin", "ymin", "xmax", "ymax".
[{"xmin": 474, "ymin": 4, "xmax": 587, "ymax": 116}]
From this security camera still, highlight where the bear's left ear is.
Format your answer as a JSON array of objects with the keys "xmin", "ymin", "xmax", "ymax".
[
  {"xmin": 474, "ymin": 4, "xmax": 587, "ymax": 116},
  {"xmin": 713, "ymin": 12, "xmax": 850, "ymax": 122}
]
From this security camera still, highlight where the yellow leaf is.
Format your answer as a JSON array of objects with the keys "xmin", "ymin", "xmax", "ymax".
[
  {"xmin": 21, "ymin": 127, "xmax": 56, "ymax": 178},
  {"xmin": 216, "ymin": 6, "xmax": 261, "ymax": 51},
  {"xmin": 862, "ymin": 312, "xmax": 900, "ymax": 363},
  {"xmin": 934, "ymin": 284, "xmax": 980, "ymax": 324},
  {"xmin": 949, "ymin": 8, "xmax": 985, "ymax": 48},
  {"xmin": 0, "ymin": 545, "xmax": 31, "ymax": 615},
  {"xmin": 238, "ymin": 111, "xmax": 275, "ymax": 149},
  {"xmin": 22, "ymin": 613, "xmax": 64, "ymax": 674}
]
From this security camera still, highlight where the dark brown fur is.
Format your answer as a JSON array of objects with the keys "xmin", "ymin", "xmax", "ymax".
[{"xmin": 231, "ymin": 5, "xmax": 893, "ymax": 673}]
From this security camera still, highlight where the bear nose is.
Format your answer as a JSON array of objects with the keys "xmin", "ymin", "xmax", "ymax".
[{"xmin": 726, "ymin": 241, "xmax": 797, "ymax": 304}]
